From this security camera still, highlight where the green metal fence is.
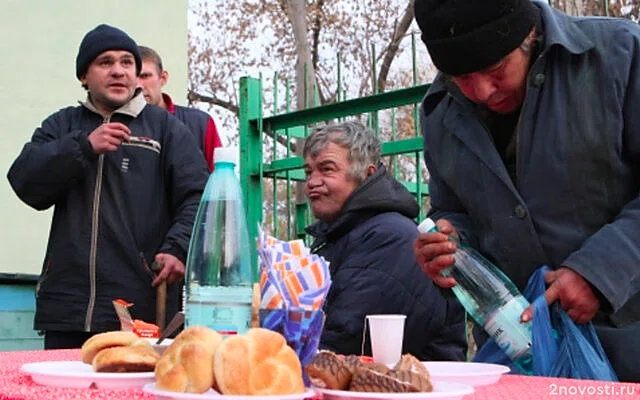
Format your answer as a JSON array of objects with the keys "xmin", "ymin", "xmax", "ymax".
[{"xmin": 238, "ymin": 75, "xmax": 433, "ymax": 274}]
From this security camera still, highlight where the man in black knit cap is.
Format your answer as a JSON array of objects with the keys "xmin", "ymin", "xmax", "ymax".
[
  {"xmin": 413, "ymin": 0, "xmax": 640, "ymax": 382},
  {"xmin": 7, "ymin": 25, "xmax": 208, "ymax": 349}
]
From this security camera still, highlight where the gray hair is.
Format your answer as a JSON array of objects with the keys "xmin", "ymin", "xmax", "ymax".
[
  {"xmin": 519, "ymin": 27, "xmax": 541, "ymax": 55},
  {"xmin": 303, "ymin": 120, "xmax": 381, "ymax": 183}
]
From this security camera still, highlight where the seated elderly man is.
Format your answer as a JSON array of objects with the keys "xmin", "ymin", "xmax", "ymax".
[{"xmin": 303, "ymin": 121, "xmax": 467, "ymax": 361}]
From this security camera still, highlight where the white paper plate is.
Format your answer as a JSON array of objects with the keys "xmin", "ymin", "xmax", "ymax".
[
  {"xmin": 314, "ymin": 381, "xmax": 473, "ymax": 400},
  {"xmin": 143, "ymin": 383, "xmax": 316, "ymax": 399},
  {"xmin": 147, "ymin": 338, "xmax": 174, "ymax": 355},
  {"xmin": 423, "ymin": 361, "xmax": 510, "ymax": 386},
  {"xmin": 20, "ymin": 361, "xmax": 155, "ymax": 389}
]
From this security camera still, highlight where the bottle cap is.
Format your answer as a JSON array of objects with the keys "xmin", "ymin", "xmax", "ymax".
[
  {"xmin": 417, "ymin": 218, "xmax": 436, "ymax": 234},
  {"xmin": 214, "ymin": 147, "xmax": 238, "ymax": 165}
]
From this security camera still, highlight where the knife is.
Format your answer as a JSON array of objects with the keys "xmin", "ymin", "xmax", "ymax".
[{"xmin": 156, "ymin": 311, "xmax": 185, "ymax": 345}]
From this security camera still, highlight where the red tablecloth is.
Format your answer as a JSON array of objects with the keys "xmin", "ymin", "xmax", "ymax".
[{"xmin": 1, "ymin": 349, "xmax": 638, "ymax": 400}]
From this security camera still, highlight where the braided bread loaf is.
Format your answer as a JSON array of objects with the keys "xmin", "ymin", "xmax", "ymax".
[
  {"xmin": 154, "ymin": 326, "xmax": 224, "ymax": 393},
  {"xmin": 214, "ymin": 328, "xmax": 305, "ymax": 395}
]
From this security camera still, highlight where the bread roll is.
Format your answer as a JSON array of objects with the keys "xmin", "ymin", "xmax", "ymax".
[
  {"xmin": 349, "ymin": 367, "xmax": 418, "ymax": 393},
  {"xmin": 392, "ymin": 354, "xmax": 432, "ymax": 392},
  {"xmin": 80, "ymin": 331, "xmax": 140, "ymax": 364},
  {"xmin": 393, "ymin": 354, "xmax": 430, "ymax": 378},
  {"xmin": 214, "ymin": 328, "xmax": 305, "ymax": 396},
  {"xmin": 154, "ymin": 326, "xmax": 224, "ymax": 393},
  {"xmin": 92, "ymin": 344, "xmax": 159, "ymax": 372},
  {"xmin": 306, "ymin": 350, "xmax": 353, "ymax": 390},
  {"xmin": 386, "ymin": 369, "xmax": 433, "ymax": 392}
]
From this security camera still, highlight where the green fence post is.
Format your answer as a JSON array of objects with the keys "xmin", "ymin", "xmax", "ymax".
[{"xmin": 239, "ymin": 76, "xmax": 262, "ymax": 282}]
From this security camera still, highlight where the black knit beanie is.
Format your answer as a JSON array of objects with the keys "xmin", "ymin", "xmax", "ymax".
[
  {"xmin": 414, "ymin": 0, "xmax": 539, "ymax": 76},
  {"xmin": 75, "ymin": 24, "xmax": 142, "ymax": 79}
]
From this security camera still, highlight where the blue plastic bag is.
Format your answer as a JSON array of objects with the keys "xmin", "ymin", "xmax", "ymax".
[{"xmin": 473, "ymin": 266, "xmax": 618, "ymax": 381}]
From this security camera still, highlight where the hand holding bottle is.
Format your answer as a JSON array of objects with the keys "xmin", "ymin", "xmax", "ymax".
[
  {"xmin": 413, "ymin": 218, "xmax": 460, "ymax": 288},
  {"xmin": 417, "ymin": 217, "xmax": 534, "ymax": 373},
  {"xmin": 520, "ymin": 267, "xmax": 600, "ymax": 324}
]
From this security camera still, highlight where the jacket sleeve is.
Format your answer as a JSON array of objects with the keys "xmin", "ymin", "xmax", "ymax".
[
  {"xmin": 157, "ymin": 117, "xmax": 209, "ymax": 263},
  {"xmin": 319, "ymin": 222, "xmax": 467, "ymax": 361},
  {"xmin": 203, "ymin": 117, "xmax": 222, "ymax": 172},
  {"xmin": 7, "ymin": 109, "xmax": 97, "ymax": 211},
  {"xmin": 562, "ymin": 27, "xmax": 640, "ymax": 317},
  {"xmin": 421, "ymin": 104, "xmax": 478, "ymax": 249}
]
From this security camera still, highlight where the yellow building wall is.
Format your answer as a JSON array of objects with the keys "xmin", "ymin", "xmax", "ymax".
[{"xmin": 0, "ymin": 0, "xmax": 188, "ymax": 275}]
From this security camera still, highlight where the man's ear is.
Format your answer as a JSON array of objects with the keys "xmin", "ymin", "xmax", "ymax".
[
  {"xmin": 160, "ymin": 70, "xmax": 169, "ymax": 87},
  {"xmin": 366, "ymin": 163, "xmax": 377, "ymax": 177}
]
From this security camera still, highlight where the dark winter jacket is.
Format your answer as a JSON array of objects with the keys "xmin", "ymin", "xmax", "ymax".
[
  {"xmin": 307, "ymin": 165, "xmax": 467, "ymax": 361},
  {"xmin": 7, "ymin": 91, "xmax": 209, "ymax": 333},
  {"xmin": 420, "ymin": 1, "xmax": 640, "ymax": 381}
]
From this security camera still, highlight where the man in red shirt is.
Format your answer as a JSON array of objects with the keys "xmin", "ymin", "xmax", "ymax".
[{"xmin": 138, "ymin": 45, "xmax": 221, "ymax": 171}]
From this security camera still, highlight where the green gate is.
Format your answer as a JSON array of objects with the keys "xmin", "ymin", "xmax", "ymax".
[{"xmin": 238, "ymin": 76, "xmax": 432, "ymax": 275}]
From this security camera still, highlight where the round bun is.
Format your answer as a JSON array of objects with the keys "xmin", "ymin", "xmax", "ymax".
[
  {"xmin": 214, "ymin": 328, "xmax": 305, "ymax": 396},
  {"xmin": 154, "ymin": 326, "xmax": 224, "ymax": 393},
  {"xmin": 81, "ymin": 331, "xmax": 140, "ymax": 364},
  {"xmin": 92, "ymin": 344, "xmax": 159, "ymax": 372}
]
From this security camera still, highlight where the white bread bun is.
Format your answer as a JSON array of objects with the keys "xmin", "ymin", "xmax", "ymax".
[
  {"xmin": 214, "ymin": 328, "xmax": 305, "ymax": 395},
  {"xmin": 80, "ymin": 331, "xmax": 140, "ymax": 365},
  {"xmin": 154, "ymin": 326, "xmax": 224, "ymax": 393},
  {"xmin": 92, "ymin": 343, "xmax": 159, "ymax": 372}
]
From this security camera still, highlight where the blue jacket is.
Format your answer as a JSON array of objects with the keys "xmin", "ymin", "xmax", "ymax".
[
  {"xmin": 420, "ymin": 1, "xmax": 640, "ymax": 328},
  {"xmin": 307, "ymin": 165, "xmax": 467, "ymax": 361},
  {"xmin": 7, "ymin": 92, "xmax": 209, "ymax": 333},
  {"xmin": 419, "ymin": 2, "xmax": 640, "ymax": 380}
]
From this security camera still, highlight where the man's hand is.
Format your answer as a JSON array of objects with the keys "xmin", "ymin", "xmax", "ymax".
[
  {"xmin": 151, "ymin": 253, "xmax": 185, "ymax": 287},
  {"xmin": 88, "ymin": 122, "xmax": 131, "ymax": 154},
  {"xmin": 521, "ymin": 267, "xmax": 600, "ymax": 324},
  {"xmin": 413, "ymin": 218, "xmax": 460, "ymax": 288}
]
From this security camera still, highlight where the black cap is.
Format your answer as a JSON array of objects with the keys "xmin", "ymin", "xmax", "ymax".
[
  {"xmin": 414, "ymin": 0, "xmax": 539, "ymax": 75},
  {"xmin": 76, "ymin": 24, "xmax": 142, "ymax": 79}
]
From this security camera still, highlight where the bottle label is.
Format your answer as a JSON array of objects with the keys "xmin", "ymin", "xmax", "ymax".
[
  {"xmin": 186, "ymin": 286, "xmax": 253, "ymax": 336},
  {"xmin": 484, "ymin": 295, "xmax": 532, "ymax": 361}
]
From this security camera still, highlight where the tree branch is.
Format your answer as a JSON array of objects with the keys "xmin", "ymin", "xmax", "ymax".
[
  {"xmin": 189, "ymin": 90, "xmax": 297, "ymax": 153},
  {"xmin": 377, "ymin": 0, "xmax": 415, "ymax": 93},
  {"xmin": 311, "ymin": 0, "xmax": 323, "ymax": 73},
  {"xmin": 187, "ymin": 90, "xmax": 239, "ymax": 115},
  {"xmin": 311, "ymin": 0, "xmax": 326, "ymax": 104}
]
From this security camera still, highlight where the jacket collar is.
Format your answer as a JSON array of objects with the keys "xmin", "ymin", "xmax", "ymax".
[
  {"xmin": 80, "ymin": 88, "xmax": 146, "ymax": 118},
  {"xmin": 162, "ymin": 93, "xmax": 176, "ymax": 114},
  {"xmin": 535, "ymin": 0, "xmax": 593, "ymax": 55}
]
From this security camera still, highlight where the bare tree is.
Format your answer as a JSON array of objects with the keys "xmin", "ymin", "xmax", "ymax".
[
  {"xmin": 550, "ymin": 0, "xmax": 640, "ymax": 18},
  {"xmin": 283, "ymin": 0, "xmax": 317, "ymax": 109},
  {"xmin": 188, "ymin": 0, "xmax": 420, "ymax": 142}
]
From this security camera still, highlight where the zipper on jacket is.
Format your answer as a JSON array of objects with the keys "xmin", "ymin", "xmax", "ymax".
[{"xmin": 84, "ymin": 115, "xmax": 110, "ymax": 331}]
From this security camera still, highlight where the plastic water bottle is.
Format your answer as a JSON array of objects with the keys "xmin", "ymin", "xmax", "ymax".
[
  {"xmin": 418, "ymin": 218, "xmax": 533, "ymax": 374},
  {"xmin": 184, "ymin": 147, "xmax": 254, "ymax": 336}
]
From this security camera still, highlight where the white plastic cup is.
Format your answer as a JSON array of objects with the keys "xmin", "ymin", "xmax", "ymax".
[{"xmin": 366, "ymin": 314, "xmax": 406, "ymax": 365}]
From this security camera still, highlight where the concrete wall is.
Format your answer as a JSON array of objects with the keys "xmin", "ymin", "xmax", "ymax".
[{"xmin": 0, "ymin": 0, "xmax": 188, "ymax": 275}]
